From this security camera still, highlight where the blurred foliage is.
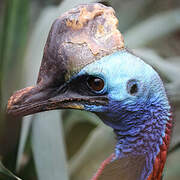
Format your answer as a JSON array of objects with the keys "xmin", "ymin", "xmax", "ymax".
[
  {"xmin": 0, "ymin": 0, "xmax": 180, "ymax": 180},
  {"xmin": 0, "ymin": 0, "xmax": 29, "ymax": 107},
  {"xmin": 0, "ymin": 0, "xmax": 29, "ymax": 179},
  {"xmin": 0, "ymin": 161, "xmax": 22, "ymax": 180}
]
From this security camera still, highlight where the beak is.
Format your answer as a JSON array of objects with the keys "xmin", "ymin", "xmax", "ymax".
[
  {"xmin": 7, "ymin": 84, "xmax": 108, "ymax": 117},
  {"xmin": 7, "ymin": 2, "xmax": 121, "ymax": 117}
]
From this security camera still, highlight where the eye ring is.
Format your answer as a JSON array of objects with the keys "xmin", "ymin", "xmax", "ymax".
[
  {"xmin": 87, "ymin": 76, "xmax": 105, "ymax": 92},
  {"xmin": 127, "ymin": 79, "xmax": 139, "ymax": 96}
]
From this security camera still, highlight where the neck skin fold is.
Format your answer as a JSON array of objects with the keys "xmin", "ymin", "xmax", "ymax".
[{"xmin": 97, "ymin": 98, "xmax": 172, "ymax": 180}]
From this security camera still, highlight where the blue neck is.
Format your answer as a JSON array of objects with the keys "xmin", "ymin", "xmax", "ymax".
[{"xmin": 97, "ymin": 95, "xmax": 170, "ymax": 179}]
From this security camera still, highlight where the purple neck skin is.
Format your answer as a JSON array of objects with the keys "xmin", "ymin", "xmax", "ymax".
[{"xmin": 97, "ymin": 97, "xmax": 171, "ymax": 179}]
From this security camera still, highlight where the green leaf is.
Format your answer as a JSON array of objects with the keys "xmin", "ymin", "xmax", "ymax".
[
  {"xmin": 31, "ymin": 111, "xmax": 68, "ymax": 180},
  {"xmin": 69, "ymin": 125, "xmax": 114, "ymax": 179},
  {"xmin": 0, "ymin": 0, "xmax": 29, "ymax": 108},
  {"xmin": 125, "ymin": 9, "xmax": 180, "ymax": 48},
  {"xmin": 16, "ymin": 116, "xmax": 33, "ymax": 171},
  {"xmin": 0, "ymin": 161, "xmax": 22, "ymax": 180}
]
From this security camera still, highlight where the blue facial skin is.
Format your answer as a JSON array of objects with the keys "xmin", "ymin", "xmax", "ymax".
[{"xmin": 75, "ymin": 50, "xmax": 171, "ymax": 179}]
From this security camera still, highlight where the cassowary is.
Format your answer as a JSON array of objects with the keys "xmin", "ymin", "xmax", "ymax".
[{"xmin": 7, "ymin": 3, "xmax": 172, "ymax": 180}]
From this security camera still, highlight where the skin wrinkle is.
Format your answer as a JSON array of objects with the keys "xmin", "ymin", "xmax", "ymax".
[
  {"xmin": 76, "ymin": 50, "xmax": 171, "ymax": 180},
  {"xmin": 101, "ymin": 98, "xmax": 171, "ymax": 180}
]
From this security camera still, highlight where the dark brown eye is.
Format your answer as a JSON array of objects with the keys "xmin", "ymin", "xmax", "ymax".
[{"xmin": 87, "ymin": 76, "xmax": 104, "ymax": 92}]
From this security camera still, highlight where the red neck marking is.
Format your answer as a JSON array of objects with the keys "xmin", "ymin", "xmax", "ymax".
[
  {"xmin": 91, "ymin": 154, "xmax": 115, "ymax": 180},
  {"xmin": 147, "ymin": 117, "xmax": 173, "ymax": 180},
  {"xmin": 91, "ymin": 115, "xmax": 173, "ymax": 180}
]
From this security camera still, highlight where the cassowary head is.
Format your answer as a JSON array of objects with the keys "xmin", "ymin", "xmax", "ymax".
[{"xmin": 7, "ymin": 3, "xmax": 172, "ymax": 180}]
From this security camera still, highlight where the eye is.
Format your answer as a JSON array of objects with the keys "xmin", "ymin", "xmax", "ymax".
[
  {"xmin": 127, "ymin": 79, "xmax": 139, "ymax": 96},
  {"xmin": 87, "ymin": 76, "xmax": 104, "ymax": 92}
]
